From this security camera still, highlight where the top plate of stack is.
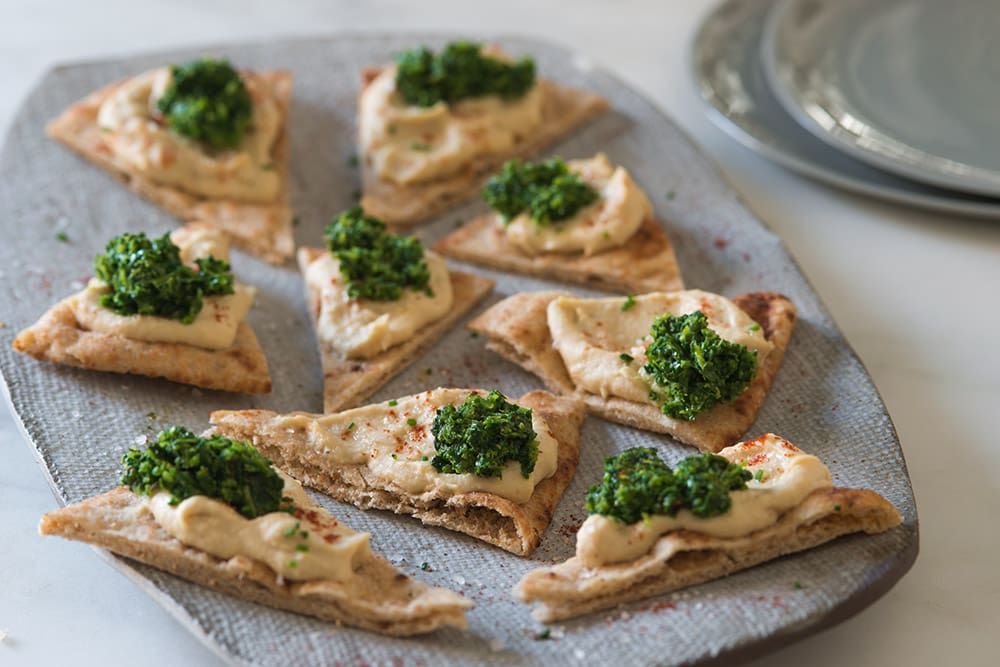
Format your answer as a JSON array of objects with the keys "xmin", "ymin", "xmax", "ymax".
[{"xmin": 763, "ymin": 0, "xmax": 1000, "ymax": 198}]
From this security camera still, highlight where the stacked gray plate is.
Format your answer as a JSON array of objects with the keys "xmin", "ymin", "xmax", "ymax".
[{"xmin": 692, "ymin": 0, "xmax": 1000, "ymax": 218}]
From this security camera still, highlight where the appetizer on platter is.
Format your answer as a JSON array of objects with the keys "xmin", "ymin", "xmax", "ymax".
[
  {"xmin": 358, "ymin": 41, "xmax": 609, "ymax": 226},
  {"xmin": 435, "ymin": 154, "xmax": 684, "ymax": 293},
  {"xmin": 13, "ymin": 223, "xmax": 271, "ymax": 393},
  {"xmin": 298, "ymin": 206, "xmax": 493, "ymax": 412},
  {"xmin": 211, "ymin": 388, "xmax": 585, "ymax": 556},
  {"xmin": 515, "ymin": 434, "xmax": 902, "ymax": 622},
  {"xmin": 468, "ymin": 289, "xmax": 796, "ymax": 452},
  {"xmin": 40, "ymin": 426, "xmax": 470, "ymax": 635},
  {"xmin": 47, "ymin": 58, "xmax": 295, "ymax": 264}
]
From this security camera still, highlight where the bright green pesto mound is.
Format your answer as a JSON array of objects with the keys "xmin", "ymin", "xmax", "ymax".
[
  {"xmin": 121, "ymin": 426, "xmax": 286, "ymax": 519},
  {"xmin": 644, "ymin": 311, "xmax": 758, "ymax": 420},
  {"xmin": 94, "ymin": 231, "xmax": 234, "ymax": 324},
  {"xmin": 431, "ymin": 390, "xmax": 539, "ymax": 479},
  {"xmin": 156, "ymin": 58, "xmax": 253, "ymax": 150},
  {"xmin": 585, "ymin": 447, "xmax": 752, "ymax": 525},
  {"xmin": 395, "ymin": 41, "xmax": 535, "ymax": 108},
  {"xmin": 323, "ymin": 206, "xmax": 432, "ymax": 302},
  {"xmin": 482, "ymin": 157, "xmax": 599, "ymax": 225}
]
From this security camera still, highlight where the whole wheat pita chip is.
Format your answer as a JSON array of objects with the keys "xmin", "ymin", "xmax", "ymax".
[
  {"xmin": 434, "ymin": 215, "xmax": 684, "ymax": 294},
  {"xmin": 467, "ymin": 290, "xmax": 797, "ymax": 452},
  {"xmin": 13, "ymin": 223, "xmax": 272, "ymax": 393},
  {"xmin": 358, "ymin": 69, "xmax": 609, "ymax": 227},
  {"xmin": 210, "ymin": 389, "xmax": 585, "ymax": 556},
  {"xmin": 40, "ymin": 487, "xmax": 471, "ymax": 635},
  {"xmin": 47, "ymin": 70, "xmax": 294, "ymax": 265},
  {"xmin": 297, "ymin": 247, "xmax": 494, "ymax": 412},
  {"xmin": 515, "ymin": 435, "xmax": 902, "ymax": 622}
]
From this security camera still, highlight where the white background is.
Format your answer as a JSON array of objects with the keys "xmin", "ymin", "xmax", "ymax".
[{"xmin": 1, "ymin": 1, "xmax": 997, "ymax": 665}]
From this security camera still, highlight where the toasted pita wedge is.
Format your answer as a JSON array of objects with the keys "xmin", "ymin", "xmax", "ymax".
[
  {"xmin": 467, "ymin": 290, "xmax": 797, "ymax": 452},
  {"xmin": 515, "ymin": 435, "xmax": 902, "ymax": 622},
  {"xmin": 40, "ymin": 487, "xmax": 471, "ymax": 635},
  {"xmin": 297, "ymin": 247, "xmax": 494, "ymax": 412},
  {"xmin": 359, "ymin": 70, "xmax": 609, "ymax": 227},
  {"xmin": 47, "ymin": 70, "xmax": 294, "ymax": 265},
  {"xmin": 210, "ymin": 389, "xmax": 585, "ymax": 556},
  {"xmin": 13, "ymin": 224, "xmax": 271, "ymax": 393},
  {"xmin": 434, "ymin": 215, "xmax": 683, "ymax": 294}
]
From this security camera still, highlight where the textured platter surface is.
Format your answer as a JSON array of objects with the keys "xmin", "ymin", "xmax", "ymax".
[
  {"xmin": 692, "ymin": 0, "xmax": 1000, "ymax": 219},
  {"xmin": 763, "ymin": 0, "xmax": 1000, "ymax": 198},
  {"xmin": 0, "ymin": 34, "xmax": 917, "ymax": 667}
]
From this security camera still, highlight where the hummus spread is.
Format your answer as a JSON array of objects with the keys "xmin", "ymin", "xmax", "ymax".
[
  {"xmin": 576, "ymin": 434, "xmax": 832, "ymax": 567},
  {"xmin": 504, "ymin": 153, "xmax": 653, "ymax": 256},
  {"xmin": 69, "ymin": 227, "xmax": 255, "ymax": 350},
  {"xmin": 305, "ymin": 250, "xmax": 453, "ymax": 359},
  {"xmin": 359, "ymin": 57, "xmax": 544, "ymax": 186},
  {"xmin": 272, "ymin": 388, "xmax": 559, "ymax": 505},
  {"xmin": 96, "ymin": 67, "xmax": 282, "ymax": 202},
  {"xmin": 547, "ymin": 290, "xmax": 772, "ymax": 406},
  {"xmin": 148, "ymin": 472, "xmax": 372, "ymax": 581}
]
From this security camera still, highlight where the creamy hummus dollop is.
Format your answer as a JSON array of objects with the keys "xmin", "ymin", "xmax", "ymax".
[
  {"xmin": 304, "ymin": 250, "xmax": 453, "ymax": 359},
  {"xmin": 575, "ymin": 434, "xmax": 833, "ymax": 567},
  {"xmin": 69, "ymin": 226, "xmax": 255, "ymax": 350},
  {"xmin": 504, "ymin": 153, "xmax": 653, "ymax": 256},
  {"xmin": 96, "ymin": 67, "xmax": 282, "ymax": 202},
  {"xmin": 271, "ymin": 388, "xmax": 559, "ymax": 505},
  {"xmin": 148, "ymin": 472, "xmax": 372, "ymax": 581},
  {"xmin": 359, "ymin": 55, "xmax": 544, "ymax": 186},
  {"xmin": 547, "ymin": 290, "xmax": 772, "ymax": 407}
]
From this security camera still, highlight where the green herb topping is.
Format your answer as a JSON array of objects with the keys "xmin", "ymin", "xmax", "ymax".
[
  {"xmin": 643, "ymin": 311, "xmax": 758, "ymax": 420},
  {"xmin": 156, "ymin": 58, "xmax": 252, "ymax": 149},
  {"xmin": 324, "ymin": 207, "xmax": 431, "ymax": 301},
  {"xmin": 121, "ymin": 426, "xmax": 285, "ymax": 519},
  {"xmin": 94, "ymin": 232, "xmax": 234, "ymax": 324},
  {"xmin": 585, "ymin": 448, "xmax": 752, "ymax": 525},
  {"xmin": 482, "ymin": 158, "xmax": 599, "ymax": 225},
  {"xmin": 620, "ymin": 353, "xmax": 634, "ymax": 364},
  {"xmin": 621, "ymin": 295, "xmax": 636, "ymax": 312},
  {"xmin": 431, "ymin": 390, "xmax": 538, "ymax": 479},
  {"xmin": 395, "ymin": 41, "xmax": 535, "ymax": 108}
]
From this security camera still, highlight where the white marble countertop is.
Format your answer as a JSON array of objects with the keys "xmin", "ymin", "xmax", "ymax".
[{"xmin": 1, "ymin": 1, "xmax": 997, "ymax": 665}]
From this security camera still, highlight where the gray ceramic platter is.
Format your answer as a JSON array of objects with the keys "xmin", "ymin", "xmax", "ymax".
[
  {"xmin": 0, "ymin": 34, "xmax": 917, "ymax": 667},
  {"xmin": 763, "ymin": 0, "xmax": 1000, "ymax": 199},
  {"xmin": 692, "ymin": 0, "xmax": 1000, "ymax": 219}
]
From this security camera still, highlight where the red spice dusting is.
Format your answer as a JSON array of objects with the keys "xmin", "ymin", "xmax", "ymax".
[
  {"xmin": 713, "ymin": 237, "xmax": 730, "ymax": 249},
  {"xmin": 557, "ymin": 514, "xmax": 584, "ymax": 538},
  {"xmin": 742, "ymin": 252, "xmax": 751, "ymax": 263},
  {"xmin": 745, "ymin": 452, "xmax": 769, "ymax": 466},
  {"xmin": 651, "ymin": 601, "xmax": 676, "ymax": 613},
  {"xmin": 739, "ymin": 434, "xmax": 769, "ymax": 449},
  {"xmin": 322, "ymin": 533, "xmax": 341, "ymax": 544}
]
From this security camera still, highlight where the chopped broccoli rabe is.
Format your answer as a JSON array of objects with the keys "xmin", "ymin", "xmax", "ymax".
[
  {"xmin": 585, "ymin": 448, "xmax": 752, "ymax": 524},
  {"xmin": 94, "ymin": 231, "xmax": 234, "ymax": 324},
  {"xmin": 121, "ymin": 426, "xmax": 285, "ymax": 519},
  {"xmin": 431, "ymin": 390, "xmax": 538, "ymax": 479},
  {"xmin": 643, "ymin": 311, "xmax": 758, "ymax": 420},
  {"xmin": 395, "ymin": 41, "xmax": 535, "ymax": 107},
  {"xmin": 324, "ymin": 206, "xmax": 432, "ymax": 301},
  {"xmin": 156, "ymin": 58, "xmax": 252, "ymax": 149}
]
